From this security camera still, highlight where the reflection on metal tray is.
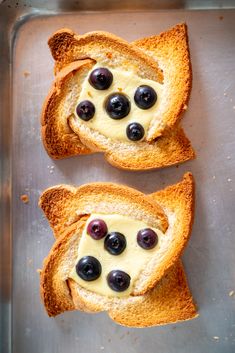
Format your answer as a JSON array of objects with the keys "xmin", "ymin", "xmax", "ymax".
[{"xmin": 0, "ymin": 1, "xmax": 235, "ymax": 353}]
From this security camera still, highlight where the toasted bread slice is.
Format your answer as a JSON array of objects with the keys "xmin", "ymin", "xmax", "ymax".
[
  {"xmin": 42, "ymin": 60, "xmax": 194, "ymax": 168},
  {"xmin": 39, "ymin": 173, "xmax": 197, "ymax": 326},
  {"xmin": 47, "ymin": 23, "xmax": 191, "ymax": 137},
  {"xmin": 41, "ymin": 24, "xmax": 195, "ymax": 169}
]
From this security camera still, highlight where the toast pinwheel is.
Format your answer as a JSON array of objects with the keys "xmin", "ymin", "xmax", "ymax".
[
  {"xmin": 41, "ymin": 23, "xmax": 195, "ymax": 170},
  {"xmin": 39, "ymin": 173, "xmax": 198, "ymax": 327}
]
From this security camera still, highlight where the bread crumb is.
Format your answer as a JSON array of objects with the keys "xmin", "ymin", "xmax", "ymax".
[
  {"xmin": 20, "ymin": 194, "xmax": 29, "ymax": 204},
  {"xmin": 36, "ymin": 269, "xmax": 42, "ymax": 274},
  {"xmin": 219, "ymin": 15, "xmax": 224, "ymax": 20},
  {"xmin": 183, "ymin": 104, "xmax": 188, "ymax": 110},
  {"xmin": 229, "ymin": 290, "xmax": 234, "ymax": 297},
  {"xmin": 233, "ymin": 106, "xmax": 235, "ymax": 110},
  {"xmin": 228, "ymin": 178, "xmax": 232, "ymax": 182},
  {"xmin": 227, "ymin": 156, "xmax": 231, "ymax": 160},
  {"xmin": 118, "ymin": 87, "xmax": 123, "ymax": 92},
  {"xmin": 87, "ymin": 91, "xmax": 93, "ymax": 98},
  {"xmin": 212, "ymin": 175, "xmax": 216, "ymax": 180},
  {"xmin": 100, "ymin": 347, "xmax": 104, "ymax": 350},
  {"xmin": 223, "ymin": 92, "xmax": 227, "ymax": 96},
  {"xmin": 49, "ymin": 169, "xmax": 54, "ymax": 174},
  {"xmin": 230, "ymin": 98, "xmax": 233, "ymax": 102},
  {"xmin": 23, "ymin": 71, "xmax": 30, "ymax": 77},
  {"xmin": 213, "ymin": 336, "xmax": 219, "ymax": 340}
]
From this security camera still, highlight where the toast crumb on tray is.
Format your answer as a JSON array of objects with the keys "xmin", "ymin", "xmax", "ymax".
[
  {"xmin": 20, "ymin": 194, "xmax": 29, "ymax": 204},
  {"xmin": 41, "ymin": 23, "xmax": 195, "ymax": 170},
  {"xmin": 39, "ymin": 173, "xmax": 198, "ymax": 327}
]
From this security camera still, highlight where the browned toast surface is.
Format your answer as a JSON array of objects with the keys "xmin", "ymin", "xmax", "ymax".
[
  {"xmin": 41, "ymin": 24, "xmax": 195, "ymax": 169},
  {"xmin": 39, "ymin": 173, "xmax": 197, "ymax": 326}
]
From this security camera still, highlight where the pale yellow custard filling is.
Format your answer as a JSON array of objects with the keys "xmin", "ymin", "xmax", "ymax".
[
  {"xmin": 74, "ymin": 63, "xmax": 163, "ymax": 142},
  {"xmin": 69, "ymin": 213, "xmax": 166, "ymax": 298}
]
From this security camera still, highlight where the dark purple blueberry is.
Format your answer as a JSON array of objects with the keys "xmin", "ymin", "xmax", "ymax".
[
  {"xmin": 134, "ymin": 85, "xmax": 157, "ymax": 109},
  {"xmin": 76, "ymin": 256, "xmax": 101, "ymax": 281},
  {"xmin": 107, "ymin": 270, "xmax": 130, "ymax": 292},
  {"xmin": 137, "ymin": 228, "xmax": 158, "ymax": 250},
  {"xmin": 126, "ymin": 122, "xmax": 144, "ymax": 141},
  {"xmin": 89, "ymin": 67, "xmax": 113, "ymax": 90},
  {"xmin": 104, "ymin": 232, "xmax": 126, "ymax": 255},
  {"xmin": 87, "ymin": 219, "xmax": 108, "ymax": 240},
  {"xmin": 76, "ymin": 100, "xmax": 95, "ymax": 121},
  {"xmin": 105, "ymin": 93, "xmax": 130, "ymax": 119}
]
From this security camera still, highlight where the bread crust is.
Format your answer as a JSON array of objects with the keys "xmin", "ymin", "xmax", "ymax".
[
  {"xmin": 48, "ymin": 29, "xmax": 163, "ymax": 82},
  {"xmin": 39, "ymin": 182, "xmax": 169, "ymax": 237},
  {"xmin": 41, "ymin": 24, "xmax": 195, "ymax": 169},
  {"xmin": 69, "ymin": 121, "xmax": 195, "ymax": 170},
  {"xmin": 108, "ymin": 260, "xmax": 198, "ymax": 327},
  {"xmin": 40, "ymin": 220, "xmax": 87, "ymax": 317},
  {"xmin": 133, "ymin": 23, "xmax": 192, "ymax": 139},
  {"xmin": 39, "ymin": 173, "xmax": 197, "ymax": 326},
  {"xmin": 41, "ymin": 60, "xmax": 94, "ymax": 159}
]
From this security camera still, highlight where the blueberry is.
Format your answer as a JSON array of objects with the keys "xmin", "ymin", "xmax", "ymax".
[
  {"xmin": 134, "ymin": 85, "xmax": 157, "ymax": 109},
  {"xmin": 104, "ymin": 232, "xmax": 126, "ymax": 255},
  {"xmin": 76, "ymin": 256, "xmax": 101, "ymax": 281},
  {"xmin": 87, "ymin": 219, "xmax": 108, "ymax": 240},
  {"xmin": 76, "ymin": 100, "xmax": 95, "ymax": 121},
  {"xmin": 107, "ymin": 270, "xmax": 130, "ymax": 292},
  {"xmin": 137, "ymin": 228, "xmax": 158, "ymax": 250},
  {"xmin": 89, "ymin": 67, "xmax": 113, "ymax": 90},
  {"xmin": 126, "ymin": 122, "xmax": 144, "ymax": 141},
  {"xmin": 105, "ymin": 93, "xmax": 130, "ymax": 119}
]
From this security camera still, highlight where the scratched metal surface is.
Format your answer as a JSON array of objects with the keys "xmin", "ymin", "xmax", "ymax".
[{"xmin": 1, "ymin": 4, "xmax": 235, "ymax": 353}]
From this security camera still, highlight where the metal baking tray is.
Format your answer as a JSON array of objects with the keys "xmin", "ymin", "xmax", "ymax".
[{"xmin": 1, "ymin": 1, "xmax": 235, "ymax": 352}]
